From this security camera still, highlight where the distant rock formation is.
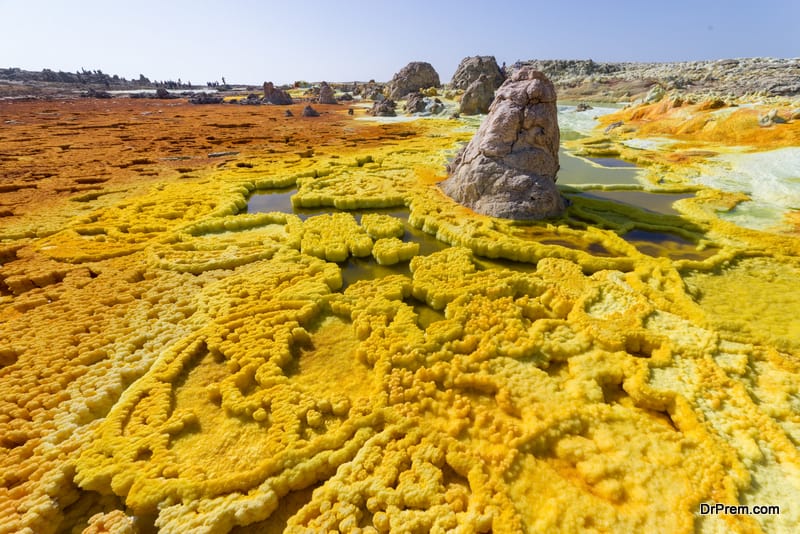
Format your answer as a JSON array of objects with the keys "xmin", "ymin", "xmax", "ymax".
[
  {"xmin": 370, "ymin": 99, "xmax": 397, "ymax": 117},
  {"xmin": 188, "ymin": 93, "xmax": 224, "ymax": 104},
  {"xmin": 317, "ymin": 82, "xmax": 337, "ymax": 104},
  {"xmin": 440, "ymin": 68, "xmax": 564, "ymax": 219},
  {"xmin": 387, "ymin": 62, "xmax": 440, "ymax": 100},
  {"xmin": 508, "ymin": 58, "xmax": 800, "ymax": 100},
  {"xmin": 262, "ymin": 82, "xmax": 293, "ymax": 105},
  {"xmin": 450, "ymin": 56, "xmax": 505, "ymax": 91},
  {"xmin": 403, "ymin": 93, "xmax": 445, "ymax": 116},
  {"xmin": 302, "ymin": 105, "xmax": 320, "ymax": 117},
  {"xmin": 404, "ymin": 92, "xmax": 427, "ymax": 113},
  {"xmin": 459, "ymin": 73, "xmax": 495, "ymax": 115},
  {"xmin": 82, "ymin": 88, "xmax": 112, "ymax": 99}
]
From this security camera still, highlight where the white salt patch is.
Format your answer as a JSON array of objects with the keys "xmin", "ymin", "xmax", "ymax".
[
  {"xmin": 557, "ymin": 105, "xmax": 620, "ymax": 136},
  {"xmin": 621, "ymin": 137, "xmax": 675, "ymax": 150},
  {"xmin": 694, "ymin": 147, "xmax": 800, "ymax": 231}
]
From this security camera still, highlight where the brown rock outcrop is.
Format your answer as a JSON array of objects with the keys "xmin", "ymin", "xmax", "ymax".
[
  {"xmin": 387, "ymin": 62, "xmax": 440, "ymax": 100},
  {"xmin": 440, "ymin": 68, "xmax": 564, "ymax": 219},
  {"xmin": 317, "ymin": 82, "xmax": 337, "ymax": 104},
  {"xmin": 404, "ymin": 92, "xmax": 427, "ymax": 113},
  {"xmin": 370, "ymin": 99, "xmax": 397, "ymax": 117},
  {"xmin": 263, "ymin": 81, "xmax": 293, "ymax": 105},
  {"xmin": 459, "ymin": 73, "xmax": 495, "ymax": 115},
  {"xmin": 450, "ymin": 55, "xmax": 505, "ymax": 91},
  {"xmin": 302, "ymin": 105, "xmax": 320, "ymax": 117}
]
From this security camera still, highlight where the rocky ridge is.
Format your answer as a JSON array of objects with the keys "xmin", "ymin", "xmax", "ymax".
[{"xmin": 510, "ymin": 57, "xmax": 800, "ymax": 101}]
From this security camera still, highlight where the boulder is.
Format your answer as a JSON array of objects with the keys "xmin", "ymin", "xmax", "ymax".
[
  {"xmin": 405, "ymin": 92, "xmax": 446, "ymax": 115},
  {"xmin": 317, "ymin": 82, "xmax": 337, "ymax": 104},
  {"xmin": 302, "ymin": 105, "xmax": 320, "ymax": 117},
  {"xmin": 404, "ymin": 92, "xmax": 427, "ymax": 113},
  {"xmin": 440, "ymin": 68, "xmax": 565, "ymax": 220},
  {"xmin": 370, "ymin": 99, "xmax": 396, "ymax": 117},
  {"xmin": 262, "ymin": 81, "xmax": 293, "ymax": 105},
  {"xmin": 459, "ymin": 73, "xmax": 495, "ymax": 115},
  {"xmin": 240, "ymin": 93, "xmax": 262, "ymax": 105},
  {"xmin": 450, "ymin": 56, "xmax": 505, "ymax": 91},
  {"xmin": 428, "ymin": 98, "xmax": 445, "ymax": 115},
  {"xmin": 387, "ymin": 62, "xmax": 440, "ymax": 100}
]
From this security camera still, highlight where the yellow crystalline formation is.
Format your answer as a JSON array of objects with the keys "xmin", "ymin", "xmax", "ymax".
[
  {"xmin": 300, "ymin": 213, "xmax": 373, "ymax": 262},
  {"xmin": 360, "ymin": 213, "xmax": 406, "ymax": 239},
  {"xmin": 1, "ymin": 104, "xmax": 800, "ymax": 534},
  {"xmin": 67, "ymin": 246, "xmax": 799, "ymax": 533},
  {"xmin": 372, "ymin": 238, "xmax": 419, "ymax": 265}
]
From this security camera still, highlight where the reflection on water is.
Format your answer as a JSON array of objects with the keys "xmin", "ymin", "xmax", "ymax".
[
  {"xmin": 244, "ymin": 160, "xmax": 706, "ymax": 278},
  {"xmin": 245, "ymin": 187, "xmax": 295, "ymax": 213},
  {"xmin": 247, "ymin": 189, "xmax": 449, "ymax": 256},
  {"xmin": 558, "ymin": 149, "xmax": 642, "ymax": 186},
  {"xmin": 574, "ymin": 190, "xmax": 694, "ymax": 216},
  {"xmin": 340, "ymin": 256, "xmax": 409, "ymax": 289},
  {"xmin": 622, "ymin": 230, "xmax": 717, "ymax": 260},
  {"xmin": 587, "ymin": 157, "xmax": 637, "ymax": 168}
]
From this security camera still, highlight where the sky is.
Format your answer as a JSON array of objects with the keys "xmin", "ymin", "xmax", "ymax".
[{"xmin": 1, "ymin": 0, "xmax": 797, "ymax": 85}]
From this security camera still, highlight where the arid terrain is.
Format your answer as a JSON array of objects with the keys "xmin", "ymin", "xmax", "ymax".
[{"xmin": 1, "ymin": 59, "xmax": 799, "ymax": 533}]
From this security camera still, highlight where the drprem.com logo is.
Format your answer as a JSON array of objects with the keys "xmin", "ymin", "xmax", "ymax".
[{"xmin": 699, "ymin": 503, "xmax": 781, "ymax": 516}]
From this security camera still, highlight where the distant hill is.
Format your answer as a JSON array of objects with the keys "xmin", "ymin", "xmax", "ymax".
[
  {"xmin": 510, "ymin": 58, "xmax": 800, "ymax": 101},
  {"xmin": 0, "ymin": 67, "xmax": 157, "ymax": 87}
]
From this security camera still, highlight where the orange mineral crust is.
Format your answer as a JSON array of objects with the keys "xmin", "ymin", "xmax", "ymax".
[
  {"xmin": 598, "ymin": 97, "xmax": 800, "ymax": 150},
  {"xmin": 1, "ymin": 97, "xmax": 799, "ymax": 534}
]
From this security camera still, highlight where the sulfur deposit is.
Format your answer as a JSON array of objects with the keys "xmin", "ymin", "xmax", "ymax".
[{"xmin": 1, "ymin": 78, "xmax": 799, "ymax": 534}]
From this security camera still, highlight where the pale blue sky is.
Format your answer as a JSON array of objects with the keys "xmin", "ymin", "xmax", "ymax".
[{"xmin": 1, "ymin": 0, "xmax": 797, "ymax": 85}]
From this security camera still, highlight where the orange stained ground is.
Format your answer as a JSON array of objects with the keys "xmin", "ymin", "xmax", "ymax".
[
  {"xmin": 598, "ymin": 97, "xmax": 800, "ymax": 150},
  {"xmin": 0, "ymin": 98, "xmax": 453, "ymax": 231}
]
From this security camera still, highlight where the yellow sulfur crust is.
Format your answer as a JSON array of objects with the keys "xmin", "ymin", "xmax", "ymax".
[{"xmin": 0, "ymin": 97, "xmax": 798, "ymax": 534}]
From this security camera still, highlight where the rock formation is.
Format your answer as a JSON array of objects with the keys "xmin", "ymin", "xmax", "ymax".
[
  {"xmin": 302, "ymin": 105, "xmax": 320, "ymax": 117},
  {"xmin": 440, "ymin": 67, "xmax": 564, "ymax": 219},
  {"xmin": 404, "ymin": 93, "xmax": 445, "ymax": 116},
  {"xmin": 82, "ymin": 88, "xmax": 112, "ymax": 99},
  {"xmin": 404, "ymin": 92, "xmax": 427, "ymax": 113},
  {"xmin": 188, "ymin": 93, "xmax": 224, "ymax": 105},
  {"xmin": 509, "ymin": 57, "xmax": 800, "ymax": 100},
  {"xmin": 317, "ymin": 82, "xmax": 337, "ymax": 104},
  {"xmin": 370, "ymin": 99, "xmax": 396, "ymax": 117},
  {"xmin": 459, "ymin": 73, "xmax": 495, "ymax": 115},
  {"xmin": 262, "ymin": 81, "xmax": 293, "ymax": 105},
  {"xmin": 387, "ymin": 62, "xmax": 440, "ymax": 100},
  {"xmin": 450, "ymin": 55, "xmax": 505, "ymax": 91}
]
